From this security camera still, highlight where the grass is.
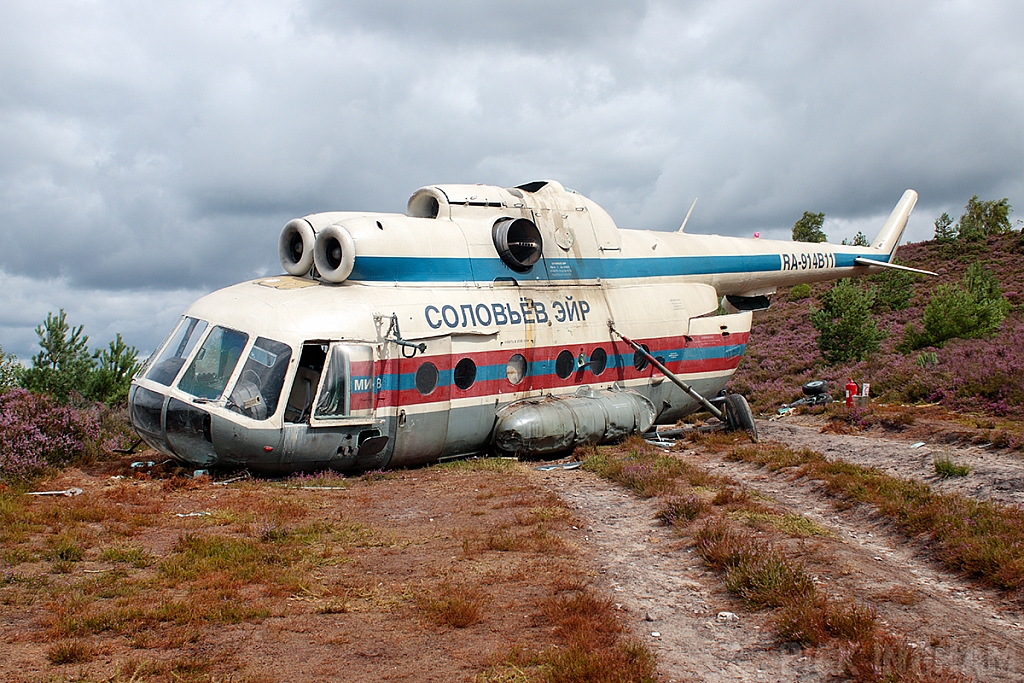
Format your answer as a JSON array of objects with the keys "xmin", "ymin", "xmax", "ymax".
[
  {"xmin": 159, "ymin": 534, "xmax": 283, "ymax": 584},
  {"xmin": 2, "ymin": 432, "xmax": 659, "ymax": 683},
  {"xmin": 583, "ymin": 434, "xmax": 717, "ymax": 497},
  {"xmin": 416, "ymin": 583, "xmax": 486, "ymax": 628},
  {"xmin": 727, "ymin": 510, "xmax": 834, "ymax": 537},
  {"xmin": 655, "ymin": 495, "xmax": 710, "ymax": 525},
  {"xmin": 47, "ymin": 532, "xmax": 87, "ymax": 563},
  {"xmin": 933, "ymin": 454, "xmax": 971, "ymax": 478},
  {"xmin": 433, "ymin": 456, "xmax": 522, "ymax": 473},
  {"xmin": 100, "ymin": 544, "xmax": 155, "ymax": 568},
  {"xmin": 46, "ymin": 639, "xmax": 94, "ymax": 665},
  {"xmin": 536, "ymin": 589, "xmax": 657, "ymax": 683}
]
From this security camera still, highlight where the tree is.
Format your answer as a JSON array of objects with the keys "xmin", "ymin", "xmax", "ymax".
[
  {"xmin": 933, "ymin": 212, "xmax": 956, "ymax": 242},
  {"xmin": 900, "ymin": 262, "xmax": 1009, "ymax": 350},
  {"xmin": 19, "ymin": 310, "xmax": 96, "ymax": 402},
  {"xmin": 841, "ymin": 232, "xmax": 870, "ymax": 246},
  {"xmin": 811, "ymin": 279, "xmax": 885, "ymax": 364},
  {"xmin": 792, "ymin": 211, "xmax": 827, "ymax": 243},
  {"xmin": 88, "ymin": 333, "xmax": 140, "ymax": 406},
  {"xmin": 870, "ymin": 264, "xmax": 917, "ymax": 312},
  {"xmin": 0, "ymin": 344, "xmax": 20, "ymax": 390},
  {"xmin": 956, "ymin": 196, "xmax": 1012, "ymax": 241}
]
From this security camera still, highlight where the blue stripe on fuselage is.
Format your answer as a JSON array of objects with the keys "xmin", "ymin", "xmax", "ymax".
[
  {"xmin": 376, "ymin": 342, "xmax": 747, "ymax": 393},
  {"xmin": 348, "ymin": 252, "xmax": 883, "ymax": 283}
]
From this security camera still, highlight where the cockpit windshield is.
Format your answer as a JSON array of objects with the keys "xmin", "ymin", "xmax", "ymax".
[
  {"xmin": 178, "ymin": 326, "xmax": 249, "ymax": 400},
  {"xmin": 227, "ymin": 337, "xmax": 292, "ymax": 420},
  {"xmin": 146, "ymin": 317, "xmax": 208, "ymax": 386}
]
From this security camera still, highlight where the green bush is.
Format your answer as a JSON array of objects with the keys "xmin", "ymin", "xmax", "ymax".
[
  {"xmin": 900, "ymin": 262, "xmax": 1009, "ymax": 350},
  {"xmin": 17, "ymin": 310, "xmax": 139, "ymax": 406},
  {"xmin": 869, "ymin": 266, "xmax": 917, "ymax": 312},
  {"xmin": 87, "ymin": 334, "xmax": 140, "ymax": 407},
  {"xmin": 788, "ymin": 283, "xmax": 812, "ymax": 301},
  {"xmin": 933, "ymin": 212, "xmax": 956, "ymax": 242},
  {"xmin": 811, "ymin": 279, "xmax": 885, "ymax": 364},
  {"xmin": 19, "ymin": 310, "xmax": 95, "ymax": 402}
]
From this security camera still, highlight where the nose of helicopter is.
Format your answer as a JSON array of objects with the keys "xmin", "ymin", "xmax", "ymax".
[{"xmin": 129, "ymin": 384, "xmax": 220, "ymax": 467}]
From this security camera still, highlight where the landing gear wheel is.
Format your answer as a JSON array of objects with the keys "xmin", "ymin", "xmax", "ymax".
[
  {"xmin": 725, "ymin": 394, "xmax": 758, "ymax": 443},
  {"xmin": 802, "ymin": 380, "xmax": 828, "ymax": 396}
]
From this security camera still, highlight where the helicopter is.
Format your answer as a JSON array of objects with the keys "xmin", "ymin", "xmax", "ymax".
[{"xmin": 128, "ymin": 180, "xmax": 927, "ymax": 473}]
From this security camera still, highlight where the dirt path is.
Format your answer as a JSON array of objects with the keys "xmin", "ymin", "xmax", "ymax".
[
  {"xmin": 761, "ymin": 416, "xmax": 1024, "ymax": 507},
  {"xmin": 540, "ymin": 468, "xmax": 834, "ymax": 682},
  {"xmin": 711, "ymin": 453, "xmax": 1024, "ymax": 682},
  {"xmin": 538, "ymin": 417, "xmax": 1024, "ymax": 682}
]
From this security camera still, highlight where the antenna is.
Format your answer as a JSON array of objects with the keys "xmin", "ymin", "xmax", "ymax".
[{"xmin": 677, "ymin": 197, "xmax": 698, "ymax": 233}]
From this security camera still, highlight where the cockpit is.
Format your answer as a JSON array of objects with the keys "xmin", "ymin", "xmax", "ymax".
[{"xmin": 129, "ymin": 315, "xmax": 384, "ymax": 471}]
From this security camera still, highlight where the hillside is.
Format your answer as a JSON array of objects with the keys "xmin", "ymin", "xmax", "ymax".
[{"xmin": 732, "ymin": 232, "xmax": 1024, "ymax": 428}]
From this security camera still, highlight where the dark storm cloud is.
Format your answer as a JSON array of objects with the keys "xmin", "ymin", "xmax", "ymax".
[{"xmin": 1, "ymin": 0, "xmax": 1022, "ymax": 360}]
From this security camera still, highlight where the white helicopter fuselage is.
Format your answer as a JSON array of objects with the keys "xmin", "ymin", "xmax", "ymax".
[{"xmin": 128, "ymin": 180, "xmax": 918, "ymax": 473}]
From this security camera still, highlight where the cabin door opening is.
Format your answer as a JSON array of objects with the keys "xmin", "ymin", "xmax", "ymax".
[
  {"xmin": 284, "ymin": 343, "xmax": 327, "ymax": 424},
  {"xmin": 280, "ymin": 342, "xmax": 383, "ymax": 468}
]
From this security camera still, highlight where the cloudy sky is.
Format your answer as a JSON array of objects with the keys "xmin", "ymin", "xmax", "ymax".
[{"xmin": 2, "ymin": 1, "xmax": 1022, "ymax": 361}]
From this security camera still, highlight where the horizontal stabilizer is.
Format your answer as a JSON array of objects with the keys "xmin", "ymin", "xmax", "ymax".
[{"xmin": 854, "ymin": 257, "xmax": 936, "ymax": 276}]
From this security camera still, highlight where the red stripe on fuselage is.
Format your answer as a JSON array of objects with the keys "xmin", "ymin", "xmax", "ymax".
[{"xmin": 369, "ymin": 332, "xmax": 747, "ymax": 409}]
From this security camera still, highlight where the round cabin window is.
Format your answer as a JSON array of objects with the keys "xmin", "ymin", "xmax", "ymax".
[
  {"xmin": 633, "ymin": 344, "xmax": 651, "ymax": 372},
  {"xmin": 555, "ymin": 350, "xmax": 575, "ymax": 380},
  {"xmin": 506, "ymin": 354, "xmax": 527, "ymax": 385},
  {"xmin": 589, "ymin": 347, "xmax": 607, "ymax": 376},
  {"xmin": 454, "ymin": 358, "xmax": 477, "ymax": 391},
  {"xmin": 415, "ymin": 362, "xmax": 439, "ymax": 395}
]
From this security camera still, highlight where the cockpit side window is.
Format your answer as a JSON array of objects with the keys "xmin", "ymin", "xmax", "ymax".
[
  {"xmin": 146, "ymin": 317, "xmax": 209, "ymax": 386},
  {"xmin": 178, "ymin": 326, "xmax": 249, "ymax": 400},
  {"xmin": 314, "ymin": 345, "xmax": 350, "ymax": 418},
  {"xmin": 227, "ymin": 337, "xmax": 292, "ymax": 421}
]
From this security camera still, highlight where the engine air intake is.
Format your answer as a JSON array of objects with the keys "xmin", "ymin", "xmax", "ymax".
[
  {"xmin": 313, "ymin": 224, "xmax": 356, "ymax": 283},
  {"xmin": 492, "ymin": 217, "xmax": 542, "ymax": 272},
  {"xmin": 278, "ymin": 219, "xmax": 316, "ymax": 276}
]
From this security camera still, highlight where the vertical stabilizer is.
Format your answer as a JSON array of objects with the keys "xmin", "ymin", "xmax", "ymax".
[{"xmin": 872, "ymin": 189, "xmax": 918, "ymax": 255}]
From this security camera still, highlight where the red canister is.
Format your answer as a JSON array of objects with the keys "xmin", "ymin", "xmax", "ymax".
[{"xmin": 845, "ymin": 379, "xmax": 859, "ymax": 407}]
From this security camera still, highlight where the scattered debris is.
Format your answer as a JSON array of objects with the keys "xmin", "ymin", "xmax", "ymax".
[
  {"xmin": 175, "ymin": 511, "xmax": 211, "ymax": 518},
  {"xmin": 535, "ymin": 463, "xmax": 582, "ymax": 471},
  {"xmin": 27, "ymin": 487, "xmax": 82, "ymax": 497},
  {"xmin": 213, "ymin": 471, "xmax": 251, "ymax": 486},
  {"xmin": 777, "ymin": 380, "xmax": 833, "ymax": 414},
  {"xmin": 131, "ymin": 461, "xmax": 156, "ymax": 469},
  {"xmin": 113, "ymin": 437, "xmax": 144, "ymax": 454},
  {"xmin": 717, "ymin": 611, "xmax": 740, "ymax": 622},
  {"xmin": 910, "ymin": 442, "xmax": 927, "ymax": 449}
]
